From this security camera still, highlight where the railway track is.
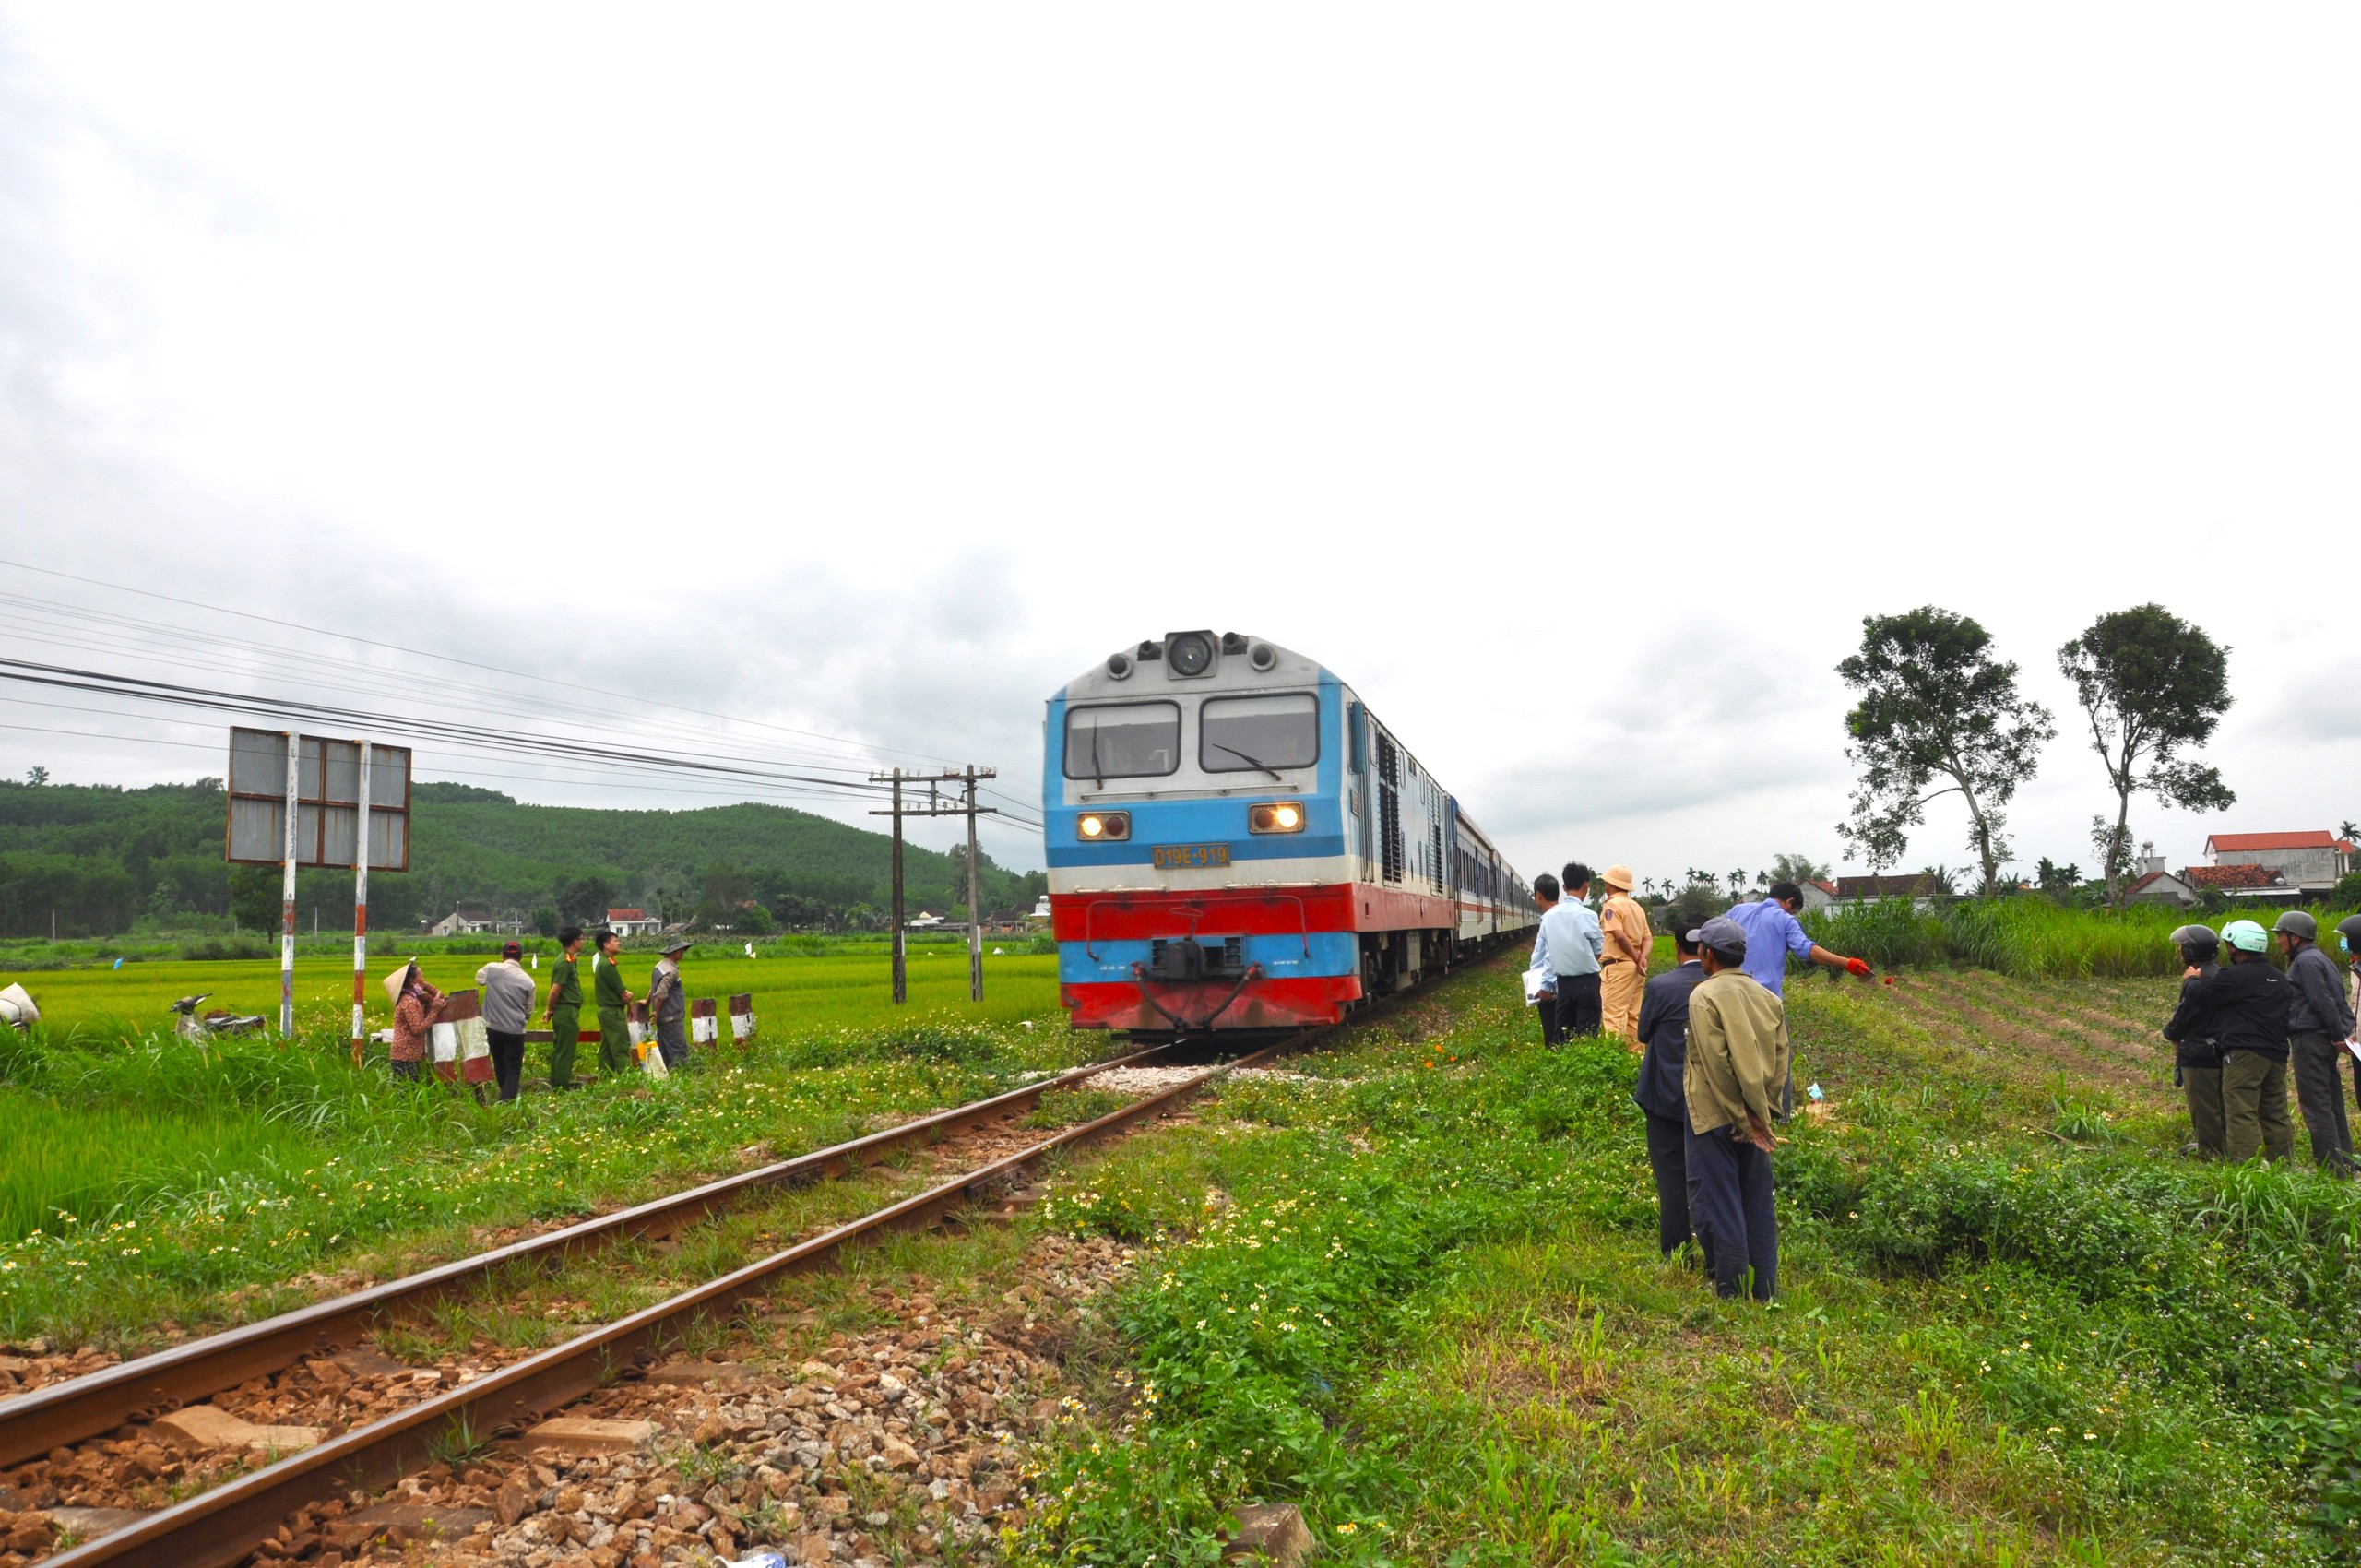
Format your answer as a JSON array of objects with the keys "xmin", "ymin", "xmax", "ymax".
[
  {"xmin": 18, "ymin": 1026, "xmax": 1321, "ymax": 1568},
  {"xmin": 0, "ymin": 1042, "xmax": 1190, "ymax": 1473}
]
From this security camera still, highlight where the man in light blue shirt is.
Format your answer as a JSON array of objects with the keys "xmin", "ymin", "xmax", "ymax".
[
  {"xmin": 1539, "ymin": 861, "xmax": 1607, "ymax": 1037},
  {"xmin": 1528, "ymin": 873, "xmax": 1564, "ymax": 1044},
  {"xmin": 1724, "ymin": 881, "xmax": 1870, "ymax": 996}
]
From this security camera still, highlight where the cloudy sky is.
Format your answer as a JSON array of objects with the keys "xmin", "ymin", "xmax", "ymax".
[{"xmin": 2, "ymin": 6, "xmax": 2355, "ymax": 883}]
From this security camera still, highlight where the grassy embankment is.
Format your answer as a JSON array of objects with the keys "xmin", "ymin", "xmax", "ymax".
[
  {"xmin": 0, "ymin": 950, "xmax": 1072, "ymax": 1347},
  {"xmin": 990, "ymin": 953, "xmax": 2361, "ymax": 1565},
  {"xmin": 1801, "ymin": 893, "xmax": 2361, "ymax": 980}
]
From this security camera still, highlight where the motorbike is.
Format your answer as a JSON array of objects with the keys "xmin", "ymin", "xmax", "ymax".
[{"xmin": 170, "ymin": 994, "xmax": 268, "ymax": 1039}]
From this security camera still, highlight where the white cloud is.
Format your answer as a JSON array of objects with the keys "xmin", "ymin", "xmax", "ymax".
[{"xmin": 4, "ymin": 5, "xmax": 2359, "ymax": 881}]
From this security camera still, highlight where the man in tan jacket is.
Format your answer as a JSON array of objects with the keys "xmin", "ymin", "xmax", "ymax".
[
  {"xmin": 1682, "ymin": 915, "xmax": 1791, "ymax": 1301},
  {"xmin": 1598, "ymin": 865, "xmax": 1653, "ymax": 1046}
]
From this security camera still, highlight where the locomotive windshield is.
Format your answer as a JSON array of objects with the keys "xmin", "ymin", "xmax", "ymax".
[
  {"xmin": 1202, "ymin": 692, "xmax": 1319, "ymax": 774},
  {"xmin": 1063, "ymin": 702, "xmax": 1180, "ymax": 781}
]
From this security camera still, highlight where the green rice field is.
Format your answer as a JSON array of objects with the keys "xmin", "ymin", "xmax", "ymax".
[
  {"xmin": 6, "ymin": 942, "xmax": 1061, "ymax": 1042},
  {"xmin": 0, "ymin": 945, "xmax": 1075, "ymax": 1347}
]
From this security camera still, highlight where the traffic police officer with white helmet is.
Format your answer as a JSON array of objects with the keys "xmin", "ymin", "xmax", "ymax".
[{"xmin": 2165, "ymin": 919, "xmax": 2295, "ymax": 1165}]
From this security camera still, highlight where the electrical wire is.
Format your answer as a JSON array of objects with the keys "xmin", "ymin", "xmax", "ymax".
[
  {"xmin": 0, "ymin": 563, "xmax": 1049, "ymax": 832},
  {"xmin": 0, "ymin": 558, "xmax": 977, "ymax": 769},
  {"xmin": 0, "ymin": 716, "xmax": 1044, "ymax": 833}
]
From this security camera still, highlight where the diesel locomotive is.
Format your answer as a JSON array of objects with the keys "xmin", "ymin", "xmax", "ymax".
[{"xmin": 1044, "ymin": 630, "xmax": 1536, "ymax": 1037}]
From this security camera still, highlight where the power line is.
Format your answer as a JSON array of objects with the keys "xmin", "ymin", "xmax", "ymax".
[
  {"xmin": 0, "ymin": 657, "xmax": 908, "ymax": 800},
  {"xmin": 0, "ymin": 559, "xmax": 975, "ymax": 770},
  {"xmin": 0, "ymin": 595, "xmax": 901, "ymax": 778},
  {"xmin": 0, "ymin": 715, "xmax": 1045, "ymax": 832}
]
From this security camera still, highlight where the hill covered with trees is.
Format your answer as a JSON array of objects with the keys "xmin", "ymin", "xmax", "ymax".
[{"xmin": 0, "ymin": 777, "xmax": 1043, "ymax": 939}]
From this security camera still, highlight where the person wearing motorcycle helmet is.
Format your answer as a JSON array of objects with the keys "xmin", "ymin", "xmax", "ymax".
[
  {"xmin": 2275, "ymin": 910, "xmax": 2357, "ymax": 1176},
  {"xmin": 2165, "ymin": 924, "xmax": 2226, "ymax": 1158},
  {"xmin": 2165, "ymin": 919, "xmax": 2294, "ymax": 1164},
  {"xmin": 2339, "ymin": 913, "xmax": 2361, "ymax": 1118}
]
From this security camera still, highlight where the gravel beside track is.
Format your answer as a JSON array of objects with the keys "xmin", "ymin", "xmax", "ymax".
[{"xmin": 0, "ymin": 1036, "xmax": 1284, "ymax": 1568}]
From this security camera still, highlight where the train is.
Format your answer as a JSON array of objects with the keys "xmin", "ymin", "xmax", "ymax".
[{"xmin": 1043, "ymin": 630, "xmax": 1537, "ymax": 1037}]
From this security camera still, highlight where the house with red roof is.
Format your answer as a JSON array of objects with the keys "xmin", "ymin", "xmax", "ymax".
[
  {"xmin": 2199, "ymin": 831, "xmax": 2353, "ymax": 897},
  {"xmin": 2122, "ymin": 868, "xmax": 2201, "ymax": 909}
]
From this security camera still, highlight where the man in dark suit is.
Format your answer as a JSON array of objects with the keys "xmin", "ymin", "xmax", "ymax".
[{"xmin": 1633, "ymin": 923, "xmax": 1709, "ymax": 1258}]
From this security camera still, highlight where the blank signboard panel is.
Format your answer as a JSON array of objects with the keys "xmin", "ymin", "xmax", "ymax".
[{"xmin": 225, "ymin": 728, "xmax": 412, "ymax": 869}]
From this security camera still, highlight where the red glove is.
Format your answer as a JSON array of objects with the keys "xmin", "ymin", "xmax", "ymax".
[{"xmin": 1845, "ymin": 956, "xmax": 1873, "ymax": 978}]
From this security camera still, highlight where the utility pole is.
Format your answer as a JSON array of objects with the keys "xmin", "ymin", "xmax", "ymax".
[
  {"xmin": 963, "ymin": 766, "xmax": 983, "ymax": 1003},
  {"xmin": 872, "ymin": 766, "xmax": 998, "ymax": 1004},
  {"xmin": 889, "ymin": 770, "xmax": 905, "ymax": 1003}
]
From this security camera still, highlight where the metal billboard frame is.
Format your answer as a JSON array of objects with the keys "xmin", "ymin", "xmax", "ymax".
[{"xmin": 225, "ymin": 730, "xmax": 412, "ymax": 871}]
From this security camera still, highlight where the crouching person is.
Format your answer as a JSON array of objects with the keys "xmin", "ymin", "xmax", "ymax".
[
  {"xmin": 2167, "ymin": 919, "xmax": 2294, "ymax": 1165},
  {"xmin": 1633, "ymin": 923, "xmax": 1709, "ymax": 1258},
  {"xmin": 1682, "ymin": 915, "xmax": 1790, "ymax": 1301},
  {"xmin": 2165, "ymin": 924, "xmax": 2225, "ymax": 1158}
]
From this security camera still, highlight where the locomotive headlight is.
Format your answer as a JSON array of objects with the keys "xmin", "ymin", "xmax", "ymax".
[
  {"xmin": 1249, "ymin": 802, "xmax": 1305, "ymax": 835},
  {"xmin": 1077, "ymin": 811, "xmax": 1130, "ymax": 841}
]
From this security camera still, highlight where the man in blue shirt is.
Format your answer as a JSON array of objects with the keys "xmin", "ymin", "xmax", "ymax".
[
  {"xmin": 1527, "ymin": 873, "xmax": 1566, "ymax": 1045},
  {"xmin": 1539, "ymin": 861, "xmax": 1606, "ymax": 1037},
  {"xmin": 1724, "ymin": 881, "xmax": 1869, "ymax": 995}
]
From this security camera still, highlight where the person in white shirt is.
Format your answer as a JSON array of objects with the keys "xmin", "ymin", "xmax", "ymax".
[
  {"xmin": 1528, "ymin": 874, "xmax": 1565, "ymax": 1045},
  {"xmin": 474, "ymin": 941, "xmax": 538, "ymax": 1102},
  {"xmin": 1539, "ymin": 861, "xmax": 1606, "ymax": 1039}
]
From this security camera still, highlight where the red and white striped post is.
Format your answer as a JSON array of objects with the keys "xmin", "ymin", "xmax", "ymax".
[
  {"xmin": 351, "ymin": 740, "xmax": 371, "ymax": 1066},
  {"xmin": 280, "ymin": 732, "xmax": 300, "ymax": 1040}
]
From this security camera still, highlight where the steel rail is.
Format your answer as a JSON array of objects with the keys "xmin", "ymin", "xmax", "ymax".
[
  {"xmin": 0, "ymin": 1042, "xmax": 1182, "ymax": 1468},
  {"xmin": 44, "ymin": 1028, "xmax": 1313, "ymax": 1568}
]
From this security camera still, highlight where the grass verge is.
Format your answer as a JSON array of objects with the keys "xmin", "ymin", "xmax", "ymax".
[{"xmin": 1003, "ymin": 957, "xmax": 2361, "ymax": 1566}]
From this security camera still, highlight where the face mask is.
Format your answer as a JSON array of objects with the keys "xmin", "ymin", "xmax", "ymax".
[{"xmin": 2343, "ymin": 935, "xmax": 2351, "ymax": 955}]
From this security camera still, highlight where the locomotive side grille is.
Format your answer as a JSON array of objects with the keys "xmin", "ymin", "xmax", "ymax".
[
  {"xmin": 1431, "ymin": 821, "xmax": 1444, "ymax": 894},
  {"xmin": 1375, "ymin": 732, "xmax": 1403, "ymax": 884}
]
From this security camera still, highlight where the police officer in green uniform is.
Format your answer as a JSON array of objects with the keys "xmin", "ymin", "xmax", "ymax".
[
  {"xmin": 545, "ymin": 924, "xmax": 586, "ymax": 1088},
  {"xmin": 592, "ymin": 927, "xmax": 635, "ymax": 1077}
]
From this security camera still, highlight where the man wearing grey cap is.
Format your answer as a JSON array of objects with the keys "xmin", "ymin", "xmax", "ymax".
[
  {"xmin": 647, "ymin": 935, "xmax": 694, "ymax": 1071},
  {"xmin": 1683, "ymin": 914, "xmax": 1792, "ymax": 1301}
]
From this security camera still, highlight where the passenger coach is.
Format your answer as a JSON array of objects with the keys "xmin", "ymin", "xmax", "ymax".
[{"xmin": 1045, "ymin": 631, "xmax": 1536, "ymax": 1037}]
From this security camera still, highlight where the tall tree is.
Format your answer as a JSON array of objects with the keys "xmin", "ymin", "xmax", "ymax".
[
  {"xmin": 2058, "ymin": 604, "xmax": 2235, "ymax": 906},
  {"xmin": 1768, "ymin": 852, "xmax": 1831, "ymax": 886},
  {"xmin": 1837, "ymin": 607, "xmax": 2056, "ymax": 897}
]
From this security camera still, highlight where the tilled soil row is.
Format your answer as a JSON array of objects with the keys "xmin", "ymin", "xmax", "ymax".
[
  {"xmin": 0, "ymin": 1103, "xmax": 1110, "ymax": 1565},
  {"xmin": 1882, "ymin": 976, "xmax": 2158, "ymax": 1093}
]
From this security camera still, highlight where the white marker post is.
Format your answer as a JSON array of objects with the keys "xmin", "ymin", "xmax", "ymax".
[
  {"xmin": 281, "ymin": 732, "xmax": 301, "ymax": 1039},
  {"xmin": 350, "ymin": 740, "xmax": 371, "ymax": 1066}
]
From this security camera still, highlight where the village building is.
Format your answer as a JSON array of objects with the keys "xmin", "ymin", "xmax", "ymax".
[
  {"xmin": 604, "ymin": 907, "xmax": 663, "ymax": 937},
  {"xmin": 2198, "ymin": 831, "xmax": 2353, "ymax": 897},
  {"xmin": 1833, "ymin": 873, "xmax": 1939, "ymax": 908},
  {"xmin": 2181, "ymin": 863, "xmax": 2295, "ymax": 903},
  {"xmin": 2122, "ymin": 868, "xmax": 2202, "ymax": 909},
  {"xmin": 425, "ymin": 907, "xmax": 524, "ymax": 936},
  {"xmin": 1797, "ymin": 879, "xmax": 1839, "ymax": 912}
]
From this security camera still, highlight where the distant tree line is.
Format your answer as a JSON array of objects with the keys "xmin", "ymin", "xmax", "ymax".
[{"xmin": 0, "ymin": 777, "xmax": 1045, "ymax": 940}]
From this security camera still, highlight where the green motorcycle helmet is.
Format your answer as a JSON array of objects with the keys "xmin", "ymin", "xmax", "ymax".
[{"xmin": 2221, "ymin": 919, "xmax": 2271, "ymax": 955}]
